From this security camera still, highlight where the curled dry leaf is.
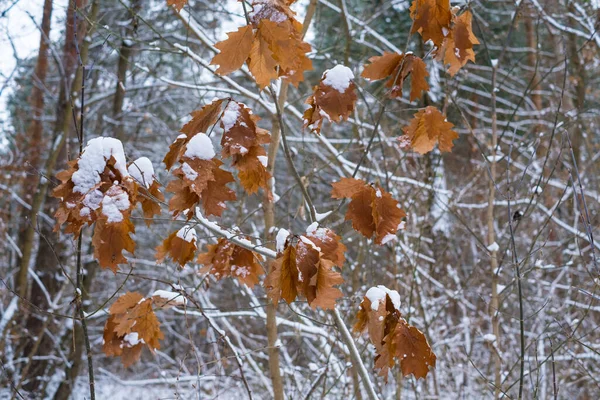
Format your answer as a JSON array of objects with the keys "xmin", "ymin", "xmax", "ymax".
[
  {"xmin": 400, "ymin": 106, "xmax": 458, "ymax": 154},
  {"xmin": 331, "ymin": 178, "xmax": 406, "ymax": 245},
  {"xmin": 265, "ymin": 226, "xmax": 346, "ymax": 309},
  {"xmin": 128, "ymin": 157, "xmax": 163, "ymax": 225},
  {"xmin": 354, "ymin": 286, "xmax": 436, "ymax": 380},
  {"xmin": 362, "ymin": 52, "xmax": 429, "ymax": 101},
  {"xmin": 197, "ymin": 238, "xmax": 264, "ymax": 287},
  {"xmin": 210, "ymin": 1, "xmax": 312, "ymax": 89},
  {"xmin": 103, "ymin": 291, "xmax": 164, "ymax": 367},
  {"xmin": 155, "ymin": 225, "xmax": 198, "ymax": 267},
  {"xmin": 304, "ymin": 65, "xmax": 357, "ymax": 134}
]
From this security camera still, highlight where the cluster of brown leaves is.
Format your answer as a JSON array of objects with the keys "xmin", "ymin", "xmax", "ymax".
[
  {"xmin": 331, "ymin": 178, "xmax": 406, "ymax": 245},
  {"xmin": 210, "ymin": 0, "xmax": 312, "ymax": 89},
  {"xmin": 399, "ymin": 106, "xmax": 459, "ymax": 154},
  {"xmin": 265, "ymin": 225, "xmax": 346, "ymax": 309},
  {"xmin": 354, "ymin": 289, "xmax": 436, "ymax": 379},
  {"xmin": 53, "ymin": 140, "xmax": 163, "ymax": 272},
  {"xmin": 410, "ymin": 0, "xmax": 479, "ymax": 75},
  {"xmin": 304, "ymin": 66, "xmax": 358, "ymax": 134},
  {"xmin": 165, "ymin": 99, "xmax": 272, "ymax": 219},
  {"xmin": 197, "ymin": 238, "xmax": 264, "ymax": 287},
  {"xmin": 103, "ymin": 292, "xmax": 165, "ymax": 367},
  {"xmin": 361, "ymin": 52, "xmax": 429, "ymax": 101}
]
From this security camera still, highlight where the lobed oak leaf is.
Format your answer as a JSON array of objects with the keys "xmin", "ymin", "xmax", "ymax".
[
  {"xmin": 249, "ymin": 28, "xmax": 279, "ymax": 89},
  {"xmin": 400, "ymin": 106, "xmax": 458, "ymax": 154},
  {"xmin": 304, "ymin": 65, "xmax": 357, "ymax": 134},
  {"xmin": 331, "ymin": 179, "xmax": 406, "ymax": 244},
  {"xmin": 210, "ymin": 26, "xmax": 254, "ymax": 75},
  {"xmin": 436, "ymin": 11, "xmax": 480, "ymax": 76},
  {"xmin": 265, "ymin": 244, "xmax": 298, "ymax": 304},
  {"xmin": 167, "ymin": 158, "xmax": 236, "ymax": 219},
  {"xmin": 210, "ymin": 3, "xmax": 312, "ymax": 89},
  {"xmin": 386, "ymin": 319, "xmax": 437, "ymax": 379},
  {"xmin": 305, "ymin": 224, "xmax": 346, "ymax": 267},
  {"xmin": 361, "ymin": 53, "xmax": 429, "ymax": 101},
  {"xmin": 354, "ymin": 287, "xmax": 434, "ymax": 379},
  {"xmin": 409, "ymin": 0, "xmax": 452, "ymax": 48},
  {"xmin": 164, "ymin": 99, "xmax": 225, "ymax": 170},
  {"xmin": 219, "ymin": 101, "xmax": 272, "ymax": 196},
  {"xmin": 92, "ymin": 217, "xmax": 136, "ymax": 272},
  {"xmin": 197, "ymin": 238, "xmax": 264, "ymax": 287},
  {"xmin": 103, "ymin": 292, "xmax": 165, "ymax": 367},
  {"xmin": 155, "ymin": 226, "xmax": 197, "ymax": 267}
]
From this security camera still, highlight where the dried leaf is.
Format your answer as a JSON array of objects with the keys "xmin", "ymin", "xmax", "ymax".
[
  {"xmin": 155, "ymin": 226, "xmax": 197, "ymax": 267},
  {"xmin": 304, "ymin": 65, "xmax": 357, "ymax": 134},
  {"xmin": 209, "ymin": 5, "xmax": 312, "ymax": 89},
  {"xmin": 400, "ymin": 106, "xmax": 458, "ymax": 154},
  {"xmin": 437, "ymin": 11, "xmax": 480, "ymax": 76},
  {"xmin": 92, "ymin": 216, "xmax": 135, "ymax": 273},
  {"xmin": 103, "ymin": 292, "xmax": 165, "ymax": 367},
  {"xmin": 210, "ymin": 25, "xmax": 254, "ymax": 75},
  {"xmin": 409, "ymin": 0, "xmax": 452, "ymax": 48},
  {"xmin": 265, "ymin": 244, "xmax": 298, "ymax": 304},
  {"xmin": 361, "ymin": 53, "xmax": 429, "ymax": 101},
  {"xmin": 331, "ymin": 178, "xmax": 406, "ymax": 244},
  {"xmin": 197, "ymin": 238, "xmax": 264, "ymax": 287},
  {"xmin": 387, "ymin": 319, "xmax": 437, "ymax": 379}
]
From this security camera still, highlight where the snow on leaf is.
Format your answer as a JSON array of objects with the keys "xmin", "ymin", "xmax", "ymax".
[
  {"xmin": 103, "ymin": 292, "xmax": 164, "ymax": 367},
  {"xmin": 197, "ymin": 238, "xmax": 264, "ymax": 287},
  {"xmin": 304, "ymin": 65, "xmax": 357, "ymax": 134},
  {"xmin": 155, "ymin": 226, "xmax": 198, "ymax": 267}
]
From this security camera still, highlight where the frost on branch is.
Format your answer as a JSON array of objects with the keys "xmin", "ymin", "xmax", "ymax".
[
  {"xmin": 361, "ymin": 52, "xmax": 429, "ymax": 101},
  {"xmin": 304, "ymin": 65, "xmax": 357, "ymax": 134},
  {"xmin": 197, "ymin": 238, "xmax": 264, "ymax": 287},
  {"xmin": 400, "ymin": 106, "xmax": 458, "ymax": 154},
  {"xmin": 354, "ymin": 286, "xmax": 436, "ymax": 380},
  {"xmin": 331, "ymin": 178, "xmax": 406, "ymax": 245},
  {"xmin": 210, "ymin": 0, "xmax": 312, "ymax": 89},
  {"xmin": 53, "ymin": 137, "xmax": 160, "ymax": 272},
  {"xmin": 265, "ymin": 225, "xmax": 346, "ymax": 309},
  {"xmin": 103, "ymin": 292, "xmax": 165, "ymax": 367},
  {"xmin": 155, "ymin": 225, "xmax": 198, "ymax": 267}
]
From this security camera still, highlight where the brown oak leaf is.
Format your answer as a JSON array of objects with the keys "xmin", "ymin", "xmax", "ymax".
[
  {"xmin": 436, "ymin": 10, "xmax": 480, "ymax": 76},
  {"xmin": 197, "ymin": 238, "xmax": 264, "ymax": 287},
  {"xmin": 103, "ymin": 292, "xmax": 164, "ymax": 367},
  {"xmin": 304, "ymin": 65, "xmax": 357, "ymax": 134},
  {"xmin": 409, "ymin": 0, "xmax": 452, "ymax": 48},
  {"xmin": 155, "ymin": 226, "xmax": 198, "ymax": 267},
  {"xmin": 361, "ymin": 52, "xmax": 429, "ymax": 101},
  {"xmin": 331, "ymin": 178, "xmax": 406, "ymax": 244},
  {"xmin": 400, "ymin": 106, "xmax": 458, "ymax": 154},
  {"xmin": 265, "ymin": 243, "xmax": 299, "ymax": 304}
]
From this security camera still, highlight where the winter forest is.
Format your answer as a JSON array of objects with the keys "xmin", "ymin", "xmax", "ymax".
[{"xmin": 1, "ymin": 0, "xmax": 600, "ymax": 398}]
